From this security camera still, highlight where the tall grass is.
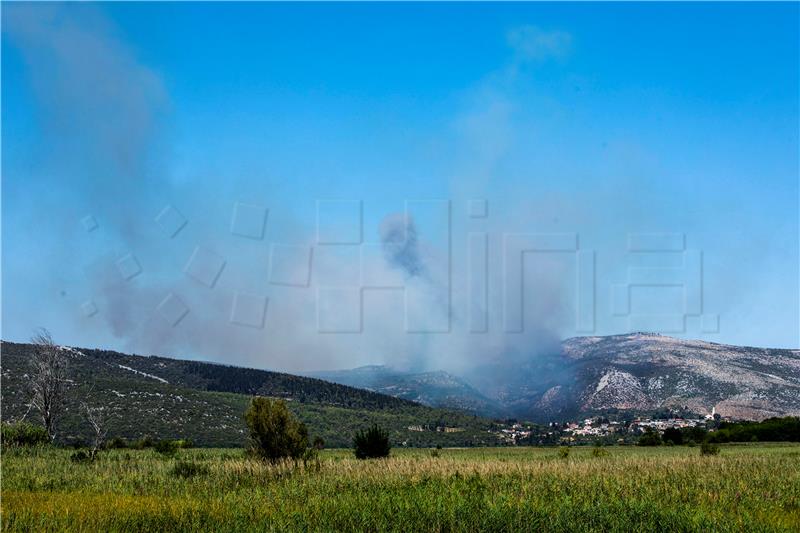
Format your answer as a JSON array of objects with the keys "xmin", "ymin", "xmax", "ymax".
[{"xmin": 3, "ymin": 445, "xmax": 799, "ymax": 531}]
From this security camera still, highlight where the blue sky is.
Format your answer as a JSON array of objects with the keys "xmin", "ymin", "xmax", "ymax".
[{"xmin": 2, "ymin": 2, "xmax": 798, "ymax": 371}]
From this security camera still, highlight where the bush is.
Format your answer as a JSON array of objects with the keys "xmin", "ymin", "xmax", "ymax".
[
  {"xmin": 154, "ymin": 440, "xmax": 179, "ymax": 457},
  {"xmin": 107, "ymin": 437, "xmax": 128, "ymax": 449},
  {"xmin": 591, "ymin": 445, "xmax": 608, "ymax": 458},
  {"xmin": 1, "ymin": 422, "xmax": 49, "ymax": 447},
  {"xmin": 637, "ymin": 428, "xmax": 662, "ymax": 447},
  {"xmin": 131, "ymin": 435, "xmax": 155, "ymax": 449},
  {"xmin": 663, "ymin": 427, "xmax": 683, "ymax": 445},
  {"xmin": 170, "ymin": 460, "xmax": 209, "ymax": 478},
  {"xmin": 70, "ymin": 450, "xmax": 92, "ymax": 463},
  {"xmin": 244, "ymin": 397, "xmax": 309, "ymax": 461},
  {"xmin": 312, "ymin": 436, "xmax": 325, "ymax": 450},
  {"xmin": 557, "ymin": 446, "xmax": 571, "ymax": 459},
  {"xmin": 353, "ymin": 425, "xmax": 391, "ymax": 459},
  {"xmin": 301, "ymin": 447, "xmax": 321, "ymax": 470},
  {"xmin": 701, "ymin": 442, "xmax": 721, "ymax": 456}
]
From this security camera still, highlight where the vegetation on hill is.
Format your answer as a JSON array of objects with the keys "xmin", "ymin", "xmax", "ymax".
[{"xmin": 0, "ymin": 341, "xmax": 502, "ymax": 448}]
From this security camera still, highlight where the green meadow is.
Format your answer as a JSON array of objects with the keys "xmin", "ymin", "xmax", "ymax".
[{"xmin": 2, "ymin": 444, "xmax": 799, "ymax": 532}]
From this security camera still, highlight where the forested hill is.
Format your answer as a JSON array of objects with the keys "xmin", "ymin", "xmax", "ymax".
[
  {"xmin": 65, "ymin": 344, "xmax": 417, "ymax": 410},
  {"xmin": 0, "ymin": 341, "xmax": 500, "ymax": 448}
]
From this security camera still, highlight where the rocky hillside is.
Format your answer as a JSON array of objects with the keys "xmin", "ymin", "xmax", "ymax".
[
  {"xmin": 555, "ymin": 333, "xmax": 800, "ymax": 421},
  {"xmin": 320, "ymin": 334, "xmax": 800, "ymax": 422}
]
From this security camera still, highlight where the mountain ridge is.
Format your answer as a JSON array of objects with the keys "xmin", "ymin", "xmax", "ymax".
[{"xmin": 313, "ymin": 333, "xmax": 800, "ymax": 422}]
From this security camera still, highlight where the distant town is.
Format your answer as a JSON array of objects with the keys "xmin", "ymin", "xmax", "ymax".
[{"xmin": 407, "ymin": 410, "xmax": 728, "ymax": 446}]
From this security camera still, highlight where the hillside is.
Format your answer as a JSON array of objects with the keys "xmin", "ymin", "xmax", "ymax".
[
  {"xmin": 308, "ymin": 366, "xmax": 504, "ymax": 417},
  {"xmin": 555, "ymin": 333, "xmax": 800, "ymax": 421},
  {"xmin": 320, "ymin": 334, "xmax": 800, "ymax": 422},
  {"xmin": 0, "ymin": 342, "xmax": 501, "ymax": 448}
]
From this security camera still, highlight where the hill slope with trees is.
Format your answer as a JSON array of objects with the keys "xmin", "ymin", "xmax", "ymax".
[{"xmin": 0, "ymin": 341, "xmax": 501, "ymax": 448}]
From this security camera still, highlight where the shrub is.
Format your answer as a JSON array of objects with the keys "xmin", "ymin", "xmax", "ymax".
[
  {"xmin": 107, "ymin": 437, "xmax": 128, "ymax": 449},
  {"xmin": 353, "ymin": 425, "xmax": 391, "ymax": 459},
  {"xmin": 663, "ymin": 427, "xmax": 683, "ymax": 445},
  {"xmin": 1, "ymin": 422, "xmax": 49, "ymax": 447},
  {"xmin": 591, "ymin": 445, "xmax": 608, "ymax": 458},
  {"xmin": 701, "ymin": 442, "xmax": 721, "ymax": 456},
  {"xmin": 70, "ymin": 450, "xmax": 92, "ymax": 463},
  {"xmin": 170, "ymin": 460, "xmax": 209, "ymax": 478},
  {"xmin": 557, "ymin": 446, "xmax": 571, "ymax": 459},
  {"xmin": 312, "ymin": 436, "xmax": 325, "ymax": 450},
  {"xmin": 132, "ymin": 435, "xmax": 155, "ymax": 449},
  {"xmin": 154, "ymin": 440, "xmax": 179, "ymax": 457},
  {"xmin": 244, "ymin": 397, "xmax": 309, "ymax": 461},
  {"xmin": 637, "ymin": 428, "xmax": 662, "ymax": 447},
  {"xmin": 301, "ymin": 447, "xmax": 321, "ymax": 470}
]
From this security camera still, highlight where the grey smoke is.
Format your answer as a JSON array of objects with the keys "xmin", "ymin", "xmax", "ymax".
[
  {"xmin": 5, "ymin": 4, "xmax": 575, "ymax": 383},
  {"xmin": 379, "ymin": 213, "xmax": 425, "ymax": 278}
]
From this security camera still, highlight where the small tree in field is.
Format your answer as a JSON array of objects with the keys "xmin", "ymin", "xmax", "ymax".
[
  {"xmin": 82, "ymin": 403, "xmax": 111, "ymax": 459},
  {"xmin": 80, "ymin": 384, "xmax": 116, "ymax": 459},
  {"xmin": 244, "ymin": 397, "xmax": 308, "ymax": 461},
  {"xmin": 29, "ymin": 329, "xmax": 69, "ymax": 442},
  {"xmin": 353, "ymin": 424, "xmax": 391, "ymax": 459},
  {"xmin": 700, "ymin": 441, "xmax": 721, "ymax": 456}
]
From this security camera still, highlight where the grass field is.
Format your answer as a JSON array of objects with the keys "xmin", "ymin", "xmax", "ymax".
[{"xmin": 3, "ymin": 444, "xmax": 799, "ymax": 532}]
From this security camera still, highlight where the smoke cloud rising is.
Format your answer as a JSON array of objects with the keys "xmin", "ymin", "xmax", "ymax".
[
  {"xmin": 380, "ymin": 213, "xmax": 425, "ymax": 278},
  {"xmin": 9, "ymin": 3, "xmax": 788, "ymax": 390},
  {"xmin": 1, "ymin": 3, "xmax": 580, "ymax": 381}
]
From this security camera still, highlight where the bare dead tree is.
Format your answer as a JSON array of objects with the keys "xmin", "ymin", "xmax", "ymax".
[
  {"xmin": 81, "ymin": 400, "xmax": 112, "ymax": 459},
  {"xmin": 29, "ymin": 328, "xmax": 69, "ymax": 442}
]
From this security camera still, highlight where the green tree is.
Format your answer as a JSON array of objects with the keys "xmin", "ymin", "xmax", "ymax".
[
  {"xmin": 353, "ymin": 424, "xmax": 391, "ymax": 459},
  {"xmin": 663, "ymin": 427, "xmax": 683, "ymax": 445},
  {"xmin": 637, "ymin": 427, "xmax": 662, "ymax": 446},
  {"xmin": 244, "ymin": 397, "xmax": 308, "ymax": 461},
  {"xmin": 681, "ymin": 425, "xmax": 708, "ymax": 444}
]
